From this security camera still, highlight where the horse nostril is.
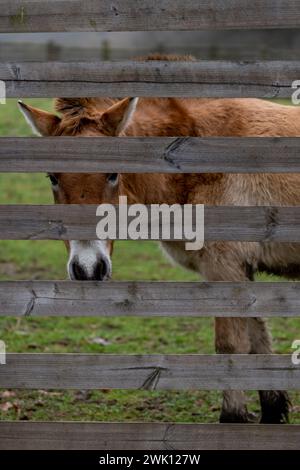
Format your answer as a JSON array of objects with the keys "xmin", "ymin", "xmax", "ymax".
[
  {"xmin": 93, "ymin": 259, "xmax": 109, "ymax": 281},
  {"xmin": 71, "ymin": 260, "xmax": 88, "ymax": 280},
  {"xmin": 69, "ymin": 257, "xmax": 110, "ymax": 281}
]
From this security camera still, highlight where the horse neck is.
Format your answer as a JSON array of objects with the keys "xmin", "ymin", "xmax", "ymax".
[{"xmin": 118, "ymin": 98, "xmax": 200, "ymax": 205}]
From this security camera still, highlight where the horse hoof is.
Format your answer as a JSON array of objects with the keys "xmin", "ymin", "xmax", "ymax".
[{"xmin": 259, "ymin": 391, "xmax": 290, "ymax": 424}]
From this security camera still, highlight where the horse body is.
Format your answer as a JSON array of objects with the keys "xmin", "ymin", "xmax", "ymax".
[
  {"xmin": 19, "ymin": 56, "xmax": 300, "ymax": 424},
  {"xmin": 121, "ymin": 98, "xmax": 300, "ymax": 285}
]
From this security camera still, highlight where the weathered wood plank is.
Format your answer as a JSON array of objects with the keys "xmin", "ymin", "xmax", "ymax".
[
  {"xmin": 1, "ymin": 60, "xmax": 299, "ymax": 97},
  {"xmin": 0, "ymin": 354, "xmax": 298, "ymax": 390},
  {"xmin": 4, "ymin": 137, "xmax": 300, "ymax": 173},
  {"xmin": 0, "ymin": 422, "xmax": 299, "ymax": 450},
  {"xmin": 0, "ymin": 204, "xmax": 300, "ymax": 242},
  {"xmin": 1, "ymin": 1, "xmax": 300, "ymax": 32},
  {"xmin": 1, "ymin": 281, "xmax": 300, "ymax": 318}
]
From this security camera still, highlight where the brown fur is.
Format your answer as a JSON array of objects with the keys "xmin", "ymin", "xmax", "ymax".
[{"xmin": 19, "ymin": 54, "xmax": 296, "ymax": 424}]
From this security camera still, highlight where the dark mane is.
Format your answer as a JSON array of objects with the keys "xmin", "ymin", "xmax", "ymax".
[
  {"xmin": 135, "ymin": 53, "xmax": 196, "ymax": 62},
  {"xmin": 55, "ymin": 97, "xmax": 116, "ymax": 117}
]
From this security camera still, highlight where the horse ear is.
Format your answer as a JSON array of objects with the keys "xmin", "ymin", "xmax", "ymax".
[
  {"xmin": 18, "ymin": 100, "xmax": 61, "ymax": 136},
  {"xmin": 101, "ymin": 97, "xmax": 139, "ymax": 136}
]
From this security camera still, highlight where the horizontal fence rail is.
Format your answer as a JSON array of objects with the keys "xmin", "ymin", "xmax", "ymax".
[
  {"xmin": 0, "ymin": 354, "xmax": 298, "ymax": 390},
  {"xmin": 4, "ymin": 137, "xmax": 300, "ymax": 173},
  {"xmin": 1, "ymin": 1, "xmax": 300, "ymax": 32},
  {"xmin": 1, "ymin": 60, "xmax": 299, "ymax": 98},
  {"xmin": 0, "ymin": 422, "xmax": 300, "ymax": 450},
  {"xmin": 1, "ymin": 205, "xmax": 300, "ymax": 241},
  {"xmin": 1, "ymin": 281, "xmax": 300, "ymax": 318}
]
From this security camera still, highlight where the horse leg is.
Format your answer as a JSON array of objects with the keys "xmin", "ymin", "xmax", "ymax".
[
  {"xmin": 215, "ymin": 316, "xmax": 254, "ymax": 422},
  {"xmin": 248, "ymin": 317, "xmax": 290, "ymax": 423},
  {"xmin": 203, "ymin": 250, "xmax": 255, "ymax": 423}
]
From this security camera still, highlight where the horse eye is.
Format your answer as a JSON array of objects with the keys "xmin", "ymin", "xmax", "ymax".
[
  {"xmin": 47, "ymin": 174, "xmax": 59, "ymax": 187},
  {"xmin": 107, "ymin": 173, "xmax": 119, "ymax": 186}
]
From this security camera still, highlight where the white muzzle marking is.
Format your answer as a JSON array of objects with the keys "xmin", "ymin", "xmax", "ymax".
[{"xmin": 67, "ymin": 240, "xmax": 112, "ymax": 281}]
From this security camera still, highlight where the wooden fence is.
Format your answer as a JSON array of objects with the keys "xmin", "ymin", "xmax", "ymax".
[
  {"xmin": 3, "ymin": 137, "xmax": 300, "ymax": 173},
  {"xmin": 1, "ymin": 204, "xmax": 300, "ymax": 241},
  {"xmin": 1, "ymin": 0, "xmax": 300, "ymax": 450},
  {"xmin": 2, "ymin": 60, "xmax": 299, "ymax": 97},
  {"xmin": 1, "ymin": 1, "xmax": 300, "ymax": 32},
  {"xmin": 1, "ymin": 281, "xmax": 300, "ymax": 317}
]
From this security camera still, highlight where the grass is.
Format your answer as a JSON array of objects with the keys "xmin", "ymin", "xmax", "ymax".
[{"xmin": 0, "ymin": 98, "xmax": 299, "ymax": 423}]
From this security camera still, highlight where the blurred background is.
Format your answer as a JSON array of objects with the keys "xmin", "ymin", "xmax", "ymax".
[
  {"xmin": 2, "ymin": 29, "xmax": 300, "ymax": 61},
  {"xmin": 0, "ymin": 31, "xmax": 299, "ymax": 423}
]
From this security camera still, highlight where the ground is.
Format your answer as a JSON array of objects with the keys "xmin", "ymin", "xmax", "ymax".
[{"xmin": 0, "ymin": 98, "xmax": 299, "ymax": 423}]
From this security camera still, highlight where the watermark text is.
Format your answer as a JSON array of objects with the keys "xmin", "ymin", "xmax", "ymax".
[
  {"xmin": 96, "ymin": 196, "xmax": 204, "ymax": 250},
  {"xmin": 292, "ymin": 339, "xmax": 300, "ymax": 365},
  {"xmin": 0, "ymin": 80, "xmax": 6, "ymax": 104},
  {"xmin": 0, "ymin": 340, "xmax": 6, "ymax": 365}
]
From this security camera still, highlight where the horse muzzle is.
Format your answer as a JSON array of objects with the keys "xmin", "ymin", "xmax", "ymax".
[
  {"xmin": 69, "ymin": 256, "xmax": 111, "ymax": 281},
  {"xmin": 67, "ymin": 240, "xmax": 112, "ymax": 281}
]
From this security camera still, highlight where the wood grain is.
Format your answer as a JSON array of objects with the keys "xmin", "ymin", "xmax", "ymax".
[
  {"xmin": 1, "ymin": 60, "xmax": 299, "ymax": 97},
  {"xmin": 0, "ymin": 422, "xmax": 299, "ymax": 450},
  {"xmin": 4, "ymin": 137, "xmax": 300, "ymax": 173},
  {"xmin": 1, "ymin": 354, "xmax": 299, "ymax": 390},
  {"xmin": 0, "ymin": 204, "xmax": 300, "ymax": 241},
  {"xmin": 1, "ymin": 1, "xmax": 300, "ymax": 32},
  {"xmin": 1, "ymin": 280, "xmax": 300, "ymax": 317}
]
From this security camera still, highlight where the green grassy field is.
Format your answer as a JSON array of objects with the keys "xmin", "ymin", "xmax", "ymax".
[{"xmin": 0, "ymin": 99, "xmax": 299, "ymax": 423}]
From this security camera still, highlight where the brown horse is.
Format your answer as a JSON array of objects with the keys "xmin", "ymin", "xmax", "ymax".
[{"xmin": 19, "ymin": 56, "xmax": 300, "ymax": 424}]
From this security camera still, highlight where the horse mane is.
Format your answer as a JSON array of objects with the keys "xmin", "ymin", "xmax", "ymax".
[
  {"xmin": 54, "ymin": 54, "xmax": 196, "ymax": 135},
  {"xmin": 55, "ymin": 97, "xmax": 116, "ymax": 117},
  {"xmin": 135, "ymin": 53, "xmax": 195, "ymax": 62}
]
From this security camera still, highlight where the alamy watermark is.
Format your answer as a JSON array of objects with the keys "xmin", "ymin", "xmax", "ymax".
[
  {"xmin": 96, "ymin": 196, "xmax": 204, "ymax": 250},
  {"xmin": 0, "ymin": 80, "xmax": 6, "ymax": 104},
  {"xmin": 292, "ymin": 340, "xmax": 300, "ymax": 365},
  {"xmin": 0, "ymin": 340, "xmax": 6, "ymax": 365}
]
